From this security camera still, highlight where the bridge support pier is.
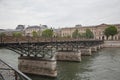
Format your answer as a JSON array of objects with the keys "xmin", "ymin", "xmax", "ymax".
[
  {"xmin": 100, "ymin": 44, "xmax": 104, "ymax": 48},
  {"xmin": 18, "ymin": 57, "xmax": 57, "ymax": 77},
  {"xmin": 80, "ymin": 48, "xmax": 92, "ymax": 56},
  {"xmin": 91, "ymin": 46, "xmax": 97, "ymax": 52},
  {"xmin": 97, "ymin": 45, "xmax": 101, "ymax": 50},
  {"xmin": 56, "ymin": 51, "xmax": 81, "ymax": 62}
]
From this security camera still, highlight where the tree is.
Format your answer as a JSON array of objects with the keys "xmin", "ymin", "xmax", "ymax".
[
  {"xmin": 42, "ymin": 29, "xmax": 53, "ymax": 38},
  {"xmin": 104, "ymin": 28, "xmax": 110, "ymax": 40},
  {"xmin": 109, "ymin": 25, "xmax": 118, "ymax": 40},
  {"xmin": 72, "ymin": 29, "xmax": 79, "ymax": 38},
  {"xmin": 13, "ymin": 32, "xmax": 22, "ymax": 37},
  {"xmin": 0, "ymin": 32, "xmax": 6, "ymax": 37},
  {"xmin": 0, "ymin": 32, "xmax": 6, "ymax": 42},
  {"xmin": 104, "ymin": 25, "xmax": 118, "ymax": 40},
  {"xmin": 12, "ymin": 32, "xmax": 22, "ymax": 41},
  {"xmin": 85, "ymin": 29, "xmax": 94, "ymax": 39},
  {"xmin": 32, "ymin": 31, "xmax": 38, "ymax": 37}
]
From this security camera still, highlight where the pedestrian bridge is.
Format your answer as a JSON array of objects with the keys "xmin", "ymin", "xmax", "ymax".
[
  {"xmin": 0, "ymin": 37, "xmax": 104, "ymax": 78},
  {"xmin": 0, "ymin": 38, "xmax": 103, "ymax": 58}
]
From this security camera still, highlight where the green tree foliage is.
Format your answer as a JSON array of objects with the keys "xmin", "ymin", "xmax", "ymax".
[
  {"xmin": 72, "ymin": 29, "xmax": 94, "ymax": 39},
  {"xmin": 32, "ymin": 31, "xmax": 38, "ymax": 37},
  {"xmin": 108, "ymin": 25, "xmax": 118, "ymax": 39},
  {"xmin": 104, "ymin": 28, "xmax": 110, "ymax": 40},
  {"xmin": 42, "ymin": 29, "xmax": 53, "ymax": 38},
  {"xmin": 0, "ymin": 32, "xmax": 6, "ymax": 37},
  {"xmin": 12, "ymin": 32, "xmax": 22, "ymax": 38},
  {"xmin": 104, "ymin": 25, "xmax": 118, "ymax": 40},
  {"xmin": 12, "ymin": 32, "xmax": 22, "ymax": 41},
  {"xmin": 85, "ymin": 29, "xmax": 94, "ymax": 39},
  {"xmin": 72, "ymin": 29, "xmax": 79, "ymax": 38},
  {"xmin": 0, "ymin": 32, "xmax": 6, "ymax": 42}
]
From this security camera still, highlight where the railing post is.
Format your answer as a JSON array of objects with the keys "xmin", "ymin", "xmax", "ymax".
[
  {"xmin": 0, "ymin": 59, "xmax": 32, "ymax": 80},
  {"xmin": 15, "ymin": 71, "xmax": 18, "ymax": 80},
  {"xmin": 0, "ymin": 73, "xmax": 4, "ymax": 80}
]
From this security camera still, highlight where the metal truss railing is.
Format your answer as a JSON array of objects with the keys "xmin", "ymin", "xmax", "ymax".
[{"xmin": 0, "ymin": 59, "xmax": 32, "ymax": 80}]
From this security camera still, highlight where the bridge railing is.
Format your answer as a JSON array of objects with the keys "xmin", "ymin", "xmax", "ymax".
[
  {"xmin": 0, "ymin": 36, "xmax": 103, "ymax": 43},
  {"xmin": 0, "ymin": 59, "xmax": 32, "ymax": 80}
]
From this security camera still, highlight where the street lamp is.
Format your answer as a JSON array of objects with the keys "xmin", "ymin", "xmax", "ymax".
[{"xmin": 26, "ymin": 34, "xmax": 30, "ymax": 56}]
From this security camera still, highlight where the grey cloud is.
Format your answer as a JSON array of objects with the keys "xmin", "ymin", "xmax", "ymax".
[{"xmin": 0, "ymin": 0, "xmax": 120, "ymax": 29}]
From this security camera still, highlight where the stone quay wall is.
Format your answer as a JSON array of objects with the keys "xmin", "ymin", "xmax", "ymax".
[
  {"xmin": 103, "ymin": 41, "xmax": 120, "ymax": 48},
  {"xmin": 18, "ymin": 57, "xmax": 57, "ymax": 77}
]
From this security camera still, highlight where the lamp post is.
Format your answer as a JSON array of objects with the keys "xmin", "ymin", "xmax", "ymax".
[
  {"xmin": 0, "ymin": 32, "xmax": 5, "ymax": 45},
  {"xmin": 0, "ymin": 35, "xmax": 2, "ymax": 43},
  {"xmin": 27, "ymin": 34, "xmax": 30, "ymax": 57},
  {"xmin": 51, "ymin": 28, "xmax": 54, "ymax": 43}
]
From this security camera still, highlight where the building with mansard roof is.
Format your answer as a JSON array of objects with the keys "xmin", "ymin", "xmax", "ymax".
[
  {"xmin": 25, "ymin": 24, "xmax": 48, "ymax": 36},
  {"xmin": 60, "ymin": 24, "xmax": 120, "ymax": 40},
  {"xmin": 16, "ymin": 25, "xmax": 25, "ymax": 31}
]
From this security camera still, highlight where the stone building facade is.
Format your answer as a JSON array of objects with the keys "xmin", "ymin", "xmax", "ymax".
[
  {"xmin": 60, "ymin": 24, "xmax": 120, "ymax": 40},
  {"xmin": 94, "ymin": 24, "xmax": 120, "ymax": 40},
  {"xmin": 24, "ymin": 25, "xmax": 48, "ymax": 36},
  {"xmin": 25, "ymin": 25, "xmax": 41, "ymax": 36},
  {"xmin": 0, "ymin": 25, "xmax": 25, "ymax": 36}
]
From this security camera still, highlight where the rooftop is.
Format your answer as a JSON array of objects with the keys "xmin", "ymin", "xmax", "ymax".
[{"xmin": 26, "ymin": 25, "xmax": 41, "ymax": 29}]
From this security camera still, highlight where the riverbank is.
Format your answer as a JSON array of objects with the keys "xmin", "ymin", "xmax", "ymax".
[{"xmin": 103, "ymin": 40, "xmax": 120, "ymax": 47}]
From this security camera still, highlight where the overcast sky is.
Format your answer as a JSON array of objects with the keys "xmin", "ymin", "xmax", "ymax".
[{"xmin": 0, "ymin": 0, "xmax": 120, "ymax": 29}]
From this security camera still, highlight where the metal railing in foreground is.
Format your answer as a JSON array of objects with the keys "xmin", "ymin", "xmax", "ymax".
[{"xmin": 0, "ymin": 59, "xmax": 32, "ymax": 80}]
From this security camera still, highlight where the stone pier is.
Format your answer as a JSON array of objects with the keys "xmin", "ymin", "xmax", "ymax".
[
  {"xmin": 56, "ymin": 50, "xmax": 81, "ymax": 62},
  {"xmin": 80, "ymin": 48, "xmax": 92, "ymax": 56},
  {"xmin": 97, "ymin": 45, "xmax": 101, "ymax": 50},
  {"xmin": 18, "ymin": 57, "xmax": 57, "ymax": 77},
  {"xmin": 91, "ymin": 46, "xmax": 97, "ymax": 52},
  {"xmin": 100, "ymin": 44, "xmax": 103, "ymax": 48},
  {"xmin": 100, "ymin": 44, "xmax": 104, "ymax": 49}
]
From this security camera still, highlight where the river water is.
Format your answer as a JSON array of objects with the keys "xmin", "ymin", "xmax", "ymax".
[{"xmin": 0, "ymin": 48, "xmax": 120, "ymax": 80}]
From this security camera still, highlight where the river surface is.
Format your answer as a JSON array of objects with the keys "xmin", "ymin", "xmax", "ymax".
[{"xmin": 0, "ymin": 48, "xmax": 120, "ymax": 80}]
